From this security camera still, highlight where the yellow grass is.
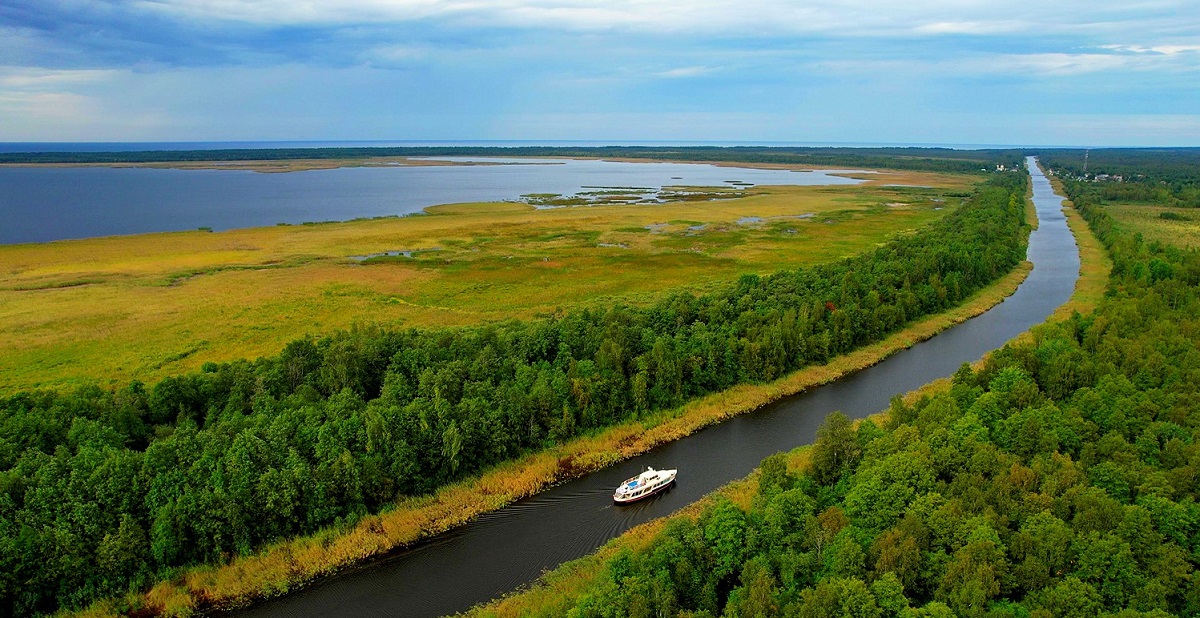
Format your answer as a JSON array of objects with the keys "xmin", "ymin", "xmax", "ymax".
[{"xmin": 1, "ymin": 179, "xmax": 968, "ymax": 392}]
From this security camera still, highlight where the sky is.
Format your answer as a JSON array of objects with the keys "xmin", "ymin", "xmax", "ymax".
[{"xmin": 1, "ymin": 0, "xmax": 1199, "ymax": 146}]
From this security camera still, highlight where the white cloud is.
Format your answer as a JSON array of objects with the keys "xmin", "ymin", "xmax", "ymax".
[
  {"xmin": 814, "ymin": 48, "xmax": 1199, "ymax": 79},
  {"xmin": 1099, "ymin": 44, "xmax": 1200, "ymax": 55},
  {"xmin": 4, "ymin": 1, "xmax": 1200, "ymax": 144},
  {"xmin": 998, "ymin": 53, "xmax": 1145, "ymax": 75},
  {"xmin": 912, "ymin": 20, "xmax": 1026, "ymax": 35},
  {"xmin": 126, "ymin": 0, "xmax": 1197, "ymax": 40},
  {"xmin": 655, "ymin": 66, "xmax": 714, "ymax": 79}
]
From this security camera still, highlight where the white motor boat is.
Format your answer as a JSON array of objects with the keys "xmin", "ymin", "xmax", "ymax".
[{"xmin": 613, "ymin": 467, "xmax": 677, "ymax": 504}]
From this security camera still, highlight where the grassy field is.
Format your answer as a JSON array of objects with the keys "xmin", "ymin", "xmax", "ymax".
[
  {"xmin": 0, "ymin": 170, "xmax": 972, "ymax": 392},
  {"xmin": 1102, "ymin": 202, "xmax": 1200, "ymax": 249}
]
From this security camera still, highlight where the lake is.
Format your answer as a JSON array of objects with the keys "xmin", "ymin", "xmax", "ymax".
[{"xmin": 0, "ymin": 158, "xmax": 864, "ymax": 245}]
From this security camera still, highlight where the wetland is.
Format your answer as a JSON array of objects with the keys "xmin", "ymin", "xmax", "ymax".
[
  {"xmin": 0, "ymin": 164, "xmax": 971, "ymax": 392},
  {"xmin": 0, "ymin": 157, "xmax": 876, "ymax": 245}
]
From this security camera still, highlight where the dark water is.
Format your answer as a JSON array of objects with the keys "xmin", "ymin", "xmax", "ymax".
[
  {"xmin": 0, "ymin": 159, "xmax": 861, "ymax": 245},
  {"xmin": 233, "ymin": 158, "xmax": 1077, "ymax": 618}
]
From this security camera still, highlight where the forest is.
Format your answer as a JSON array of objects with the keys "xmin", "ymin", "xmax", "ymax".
[
  {"xmin": 0, "ymin": 170, "xmax": 1029, "ymax": 615},
  {"xmin": 1038, "ymin": 149, "xmax": 1200, "ymax": 208},
  {"xmin": 0, "ymin": 145, "xmax": 1021, "ymax": 174},
  {"xmin": 507, "ymin": 158, "xmax": 1200, "ymax": 617}
]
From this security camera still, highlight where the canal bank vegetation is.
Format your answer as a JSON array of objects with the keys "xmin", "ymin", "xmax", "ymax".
[
  {"xmin": 472, "ymin": 157, "xmax": 1200, "ymax": 618},
  {"xmin": 1043, "ymin": 174, "xmax": 1111, "ymax": 324},
  {"xmin": 0, "ymin": 178, "xmax": 968, "ymax": 392},
  {"xmin": 126, "ymin": 258, "xmax": 1035, "ymax": 617},
  {"xmin": 0, "ymin": 171, "xmax": 1030, "ymax": 616}
]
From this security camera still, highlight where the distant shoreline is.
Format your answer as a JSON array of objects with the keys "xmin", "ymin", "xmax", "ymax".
[
  {"xmin": 0, "ymin": 140, "xmax": 1047, "ymax": 154},
  {"xmin": 0, "ymin": 145, "xmax": 1016, "ymax": 177}
]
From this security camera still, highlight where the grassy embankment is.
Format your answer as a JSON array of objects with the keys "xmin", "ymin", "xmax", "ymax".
[
  {"xmin": 1, "ymin": 170, "xmax": 969, "ymax": 392},
  {"xmin": 86, "ymin": 220, "xmax": 1035, "ymax": 616},
  {"xmin": 462, "ymin": 163, "xmax": 1111, "ymax": 618}
]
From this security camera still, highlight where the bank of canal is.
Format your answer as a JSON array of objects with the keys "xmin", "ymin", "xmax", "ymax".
[{"xmin": 235, "ymin": 157, "xmax": 1079, "ymax": 618}]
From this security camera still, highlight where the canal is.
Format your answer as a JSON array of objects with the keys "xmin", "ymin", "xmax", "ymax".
[{"xmin": 236, "ymin": 157, "xmax": 1079, "ymax": 618}]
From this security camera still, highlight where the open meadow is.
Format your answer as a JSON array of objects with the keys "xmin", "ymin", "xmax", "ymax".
[
  {"xmin": 1102, "ymin": 202, "xmax": 1200, "ymax": 249},
  {"xmin": 0, "ymin": 169, "xmax": 972, "ymax": 391}
]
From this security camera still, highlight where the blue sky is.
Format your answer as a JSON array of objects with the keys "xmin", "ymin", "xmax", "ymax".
[{"xmin": 1, "ymin": 1, "xmax": 1198, "ymax": 146}]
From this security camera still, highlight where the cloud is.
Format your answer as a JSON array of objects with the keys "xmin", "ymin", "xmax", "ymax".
[
  {"xmin": 0, "ymin": 89, "xmax": 171, "ymax": 141},
  {"xmin": 814, "ymin": 46, "xmax": 1200, "ymax": 80},
  {"xmin": 912, "ymin": 20, "xmax": 1026, "ymax": 35},
  {"xmin": 0, "ymin": 90, "xmax": 90, "ymax": 118},
  {"xmin": 2, "ymin": 1, "xmax": 1200, "ymax": 144},
  {"xmin": 0, "ymin": 67, "xmax": 121, "ymax": 89},
  {"xmin": 1001, "ymin": 53, "xmax": 1142, "ymax": 75},
  {"xmin": 655, "ymin": 66, "xmax": 714, "ymax": 79},
  {"xmin": 1099, "ymin": 44, "xmax": 1200, "ymax": 55},
  {"xmin": 120, "ymin": 0, "xmax": 1197, "ymax": 40}
]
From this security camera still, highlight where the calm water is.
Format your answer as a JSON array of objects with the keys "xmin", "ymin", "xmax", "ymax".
[
  {"xmin": 0, "ymin": 159, "xmax": 863, "ymax": 245},
  {"xmin": 233, "ymin": 158, "xmax": 1078, "ymax": 618}
]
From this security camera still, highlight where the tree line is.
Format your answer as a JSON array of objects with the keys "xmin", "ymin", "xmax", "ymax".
[
  {"xmin": 543, "ymin": 158, "xmax": 1200, "ymax": 618},
  {"xmin": 0, "ymin": 146, "xmax": 1020, "ymax": 174},
  {"xmin": 1039, "ymin": 149, "xmax": 1200, "ymax": 208},
  {"xmin": 0, "ymin": 172, "xmax": 1029, "ymax": 615}
]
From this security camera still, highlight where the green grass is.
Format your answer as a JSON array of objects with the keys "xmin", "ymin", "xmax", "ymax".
[{"xmin": 1103, "ymin": 203, "xmax": 1200, "ymax": 249}]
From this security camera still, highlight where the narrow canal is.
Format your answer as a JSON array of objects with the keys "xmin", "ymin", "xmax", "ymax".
[{"xmin": 236, "ymin": 157, "xmax": 1080, "ymax": 618}]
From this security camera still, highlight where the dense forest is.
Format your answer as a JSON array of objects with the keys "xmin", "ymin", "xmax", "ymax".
[
  {"xmin": 0, "ymin": 170, "xmax": 1029, "ymax": 615},
  {"xmin": 0, "ymin": 145, "xmax": 1022, "ymax": 174},
  {"xmin": 538, "ymin": 161, "xmax": 1200, "ymax": 617},
  {"xmin": 1039, "ymin": 149, "xmax": 1200, "ymax": 208}
]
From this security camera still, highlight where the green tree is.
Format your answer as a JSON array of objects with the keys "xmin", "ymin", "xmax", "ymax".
[{"xmin": 812, "ymin": 412, "xmax": 862, "ymax": 486}]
